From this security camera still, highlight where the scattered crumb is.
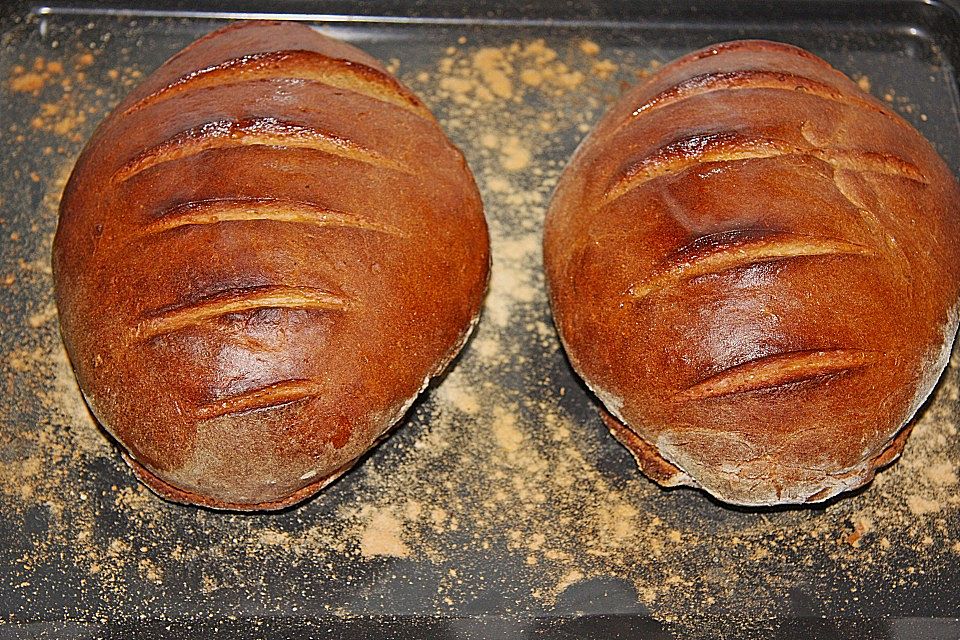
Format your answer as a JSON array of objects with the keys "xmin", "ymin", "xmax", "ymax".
[
  {"xmin": 473, "ymin": 48, "xmax": 514, "ymax": 100},
  {"xmin": 10, "ymin": 72, "xmax": 45, "ymax": 93},
  {"xmin": 844, "ymin": 514, "xmax": 874, "ymax": 547},
  {"xmin": 499, "ymin": 136, "xmax": 531, "ymax": 171},
  {"xmin": 906, "ymin": 494, "xmax": 941, "ymax": 515},
  {"xmin": 924, "ymin": 461, "xmax": 958, "ymax": 486},
  {"xmin": 579, "ymin": 40, "xmax": 600, "ymax": 56},
  {"xmin": 593, "ymin": 59, "xmax": 618, "ymax": 79},
  {"xmin": 554, "ymin": 569, "xmax": 585, "ymax": 595},
  {"xmin": 359, "ymin": 508, "xmax": 411, "ymax": 558}
]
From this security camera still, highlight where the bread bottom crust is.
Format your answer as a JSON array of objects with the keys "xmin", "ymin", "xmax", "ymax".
[
  {"xmin": 123, "ymin": 452, "xmax": 355, "ymax": 511},
  {"xmin": 600, "ymin": 408, "xmax": 915, "ymax": 506},
  {"xmin": 601, "ymin": 410, "xmax": 693, "ymax": 488},
  {"xmin": 117, "ymin": 305, "xmax": 485, "ymax": 511}
]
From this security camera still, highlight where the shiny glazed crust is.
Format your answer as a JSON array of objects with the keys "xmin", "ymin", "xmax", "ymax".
[
  {"xmin": 544, "ymin": 40, "xmax": 960, "ymax": 506},
  {"xmin": 53, "ymin": 21, "xmax": 490, "ymax": 510}
]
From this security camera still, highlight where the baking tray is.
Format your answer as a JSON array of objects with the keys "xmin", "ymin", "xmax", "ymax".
[{"xmin": 2, "ymin": 1, "xmax": 960, "ymax": 638}]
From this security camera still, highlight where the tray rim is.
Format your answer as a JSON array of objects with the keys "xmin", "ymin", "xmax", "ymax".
[
  {"xmin": 15, "ymin": 0, "xmax": 960, "ymax": 27},
  {"xmin": 13, "ymin": 0, "xmax": 960, "ymax": 96}
]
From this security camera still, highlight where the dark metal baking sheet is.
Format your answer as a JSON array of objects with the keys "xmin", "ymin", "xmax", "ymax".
[{"xmin": 2, "ymin": 1, "xmax": 960, "ymax": 638}]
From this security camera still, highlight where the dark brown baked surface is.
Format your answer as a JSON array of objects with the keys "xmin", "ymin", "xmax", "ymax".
[
  {"xmin": 52, "ymin": 21, "xmax": 490, "ymax": 510},
  {"xmin": 544, "ymin": 40, "xmax": 960, "ymax": 506}
]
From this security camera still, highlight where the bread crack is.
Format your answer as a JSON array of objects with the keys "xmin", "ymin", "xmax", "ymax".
[
  {"xmin": 625, "ymin": 229, "xmax": 874, "ymax": 302},
  {"xmin": 113, "ymin": 117, "xmax": 413, "ymax": 184},
  {"xmin": 604, "ymin": 133, "xmax": 927, "ymax": 206},
  {"xmin": 122, "ymin": 50, "xmax": 432, "ymax": 120},
  {"xmin": 677, "ymin": 348, "xmax": 880, "ymax": 400},
  {"xmin": 138, "ymin": 197, "xmax": 404, "ymax": 237},
  {"xmin": 138, "ymin": 284, "xmax": 349, "ymax": 339},
  {"xmin": 196, "ymin": 379, "xmax": 324, "ymax": 419}
]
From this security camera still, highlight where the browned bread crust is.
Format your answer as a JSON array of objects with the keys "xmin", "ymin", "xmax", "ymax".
[
  {"xmin": 544, "ymin": 40, "xmax": 960, "ymax": 506},
  {"xmin": 53, "ymin": 21, "xmax": 490, "ymax": 510}
]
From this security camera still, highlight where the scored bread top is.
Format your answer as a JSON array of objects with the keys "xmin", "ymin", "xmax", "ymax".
[
  {"xmin": 53, "ymin": 21, "xmax": 490, "ymax": 509},
  {"xmin": 545, "ymin": 40, "xmax": 960, "ymax": 506}
]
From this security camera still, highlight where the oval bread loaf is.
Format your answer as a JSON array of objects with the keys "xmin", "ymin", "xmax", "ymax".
[
  {"xmin": 53, "ymin": 21, "xmax": 490, "ymax": 510},
  {"xmin": 544, "ymin": 40, "xmax": 960, "ymax": 506}
]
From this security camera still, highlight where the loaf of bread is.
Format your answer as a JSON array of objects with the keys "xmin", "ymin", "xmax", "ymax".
[
  {"xmin": 544, "ymin": 40, "xmax": 960, "ymax": 506},
  {"xmin": 53, "ymin": 21, "xmax": 490, "ymax": 510}
]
